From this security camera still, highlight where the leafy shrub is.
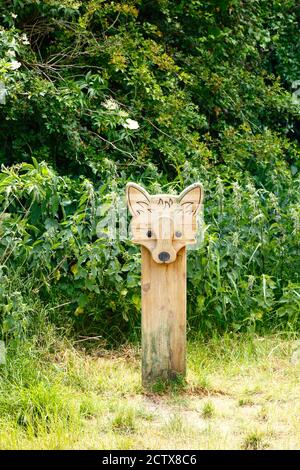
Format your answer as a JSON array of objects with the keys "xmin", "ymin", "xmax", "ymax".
[
  {"xmin": 0, "ymin": 1, "xmax": 299, "ymax": 341},
  {"xmin": 0, "ymin": 158, "xmax": 299, "ymax": 340}
]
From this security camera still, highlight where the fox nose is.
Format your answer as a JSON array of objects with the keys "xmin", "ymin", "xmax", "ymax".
[{"xmin": 158, "ymin": 251, "xmax": 170, "ymax": 262}]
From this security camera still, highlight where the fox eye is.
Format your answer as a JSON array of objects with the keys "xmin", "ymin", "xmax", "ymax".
[
  {"xmin": 146, "ymin": 230, "xmax": 152, "ymax": 238},
  {"xmin": 175, "ymin": 231, "xmax": 182, "ymax": 238}
]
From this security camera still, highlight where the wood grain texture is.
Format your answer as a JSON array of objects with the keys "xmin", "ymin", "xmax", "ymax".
[{"xmin": 141, "ymin": 245, "xmax": 186, "ymax": 385}]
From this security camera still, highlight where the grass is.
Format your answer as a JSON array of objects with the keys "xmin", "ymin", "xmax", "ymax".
[
  {"xmin": 111, "ymin": 405, "xmax": 137, "ymax": 433},
  {"xmin": 202, "ymin": 401, "xmax": 215, "ymax": 419},
  {"xmin": 242, "ymin": 430, "xmax": 269, "ymax": 450},
  {"xmin": 1, "ymin": 328, "xmax": 300, "ymax": 449}
]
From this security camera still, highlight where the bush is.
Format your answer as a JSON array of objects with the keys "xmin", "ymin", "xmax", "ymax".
[{"xmin": 0, "ymin": 1, "xmax": 299, "ymax": 341}]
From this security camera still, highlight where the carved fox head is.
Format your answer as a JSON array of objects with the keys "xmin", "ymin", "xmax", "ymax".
[{"xmin": 126, "ymin": 182, "xmax": 203, "ymax": 264}]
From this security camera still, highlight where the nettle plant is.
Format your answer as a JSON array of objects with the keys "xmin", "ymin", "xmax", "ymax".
[{"xmin": 187, "ymin": 174, "xmax": 300, "ymax": 333}]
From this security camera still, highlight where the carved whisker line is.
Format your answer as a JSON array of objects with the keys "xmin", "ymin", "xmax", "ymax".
[{"xmin": 137, "ymin": 201, "xmax": 150, "ymax": 207}]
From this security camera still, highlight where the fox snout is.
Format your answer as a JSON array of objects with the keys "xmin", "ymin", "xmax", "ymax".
[{"xmin": 151, "ymin": 216, "xmax": 177, "ymax": 264}]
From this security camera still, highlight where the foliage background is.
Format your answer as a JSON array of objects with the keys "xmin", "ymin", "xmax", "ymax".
[{"xmin": 0, "ymin": 0, "xmax": 299, "ymax": 343}]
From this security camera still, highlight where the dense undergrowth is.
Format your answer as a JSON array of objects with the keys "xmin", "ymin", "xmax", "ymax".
[{"xmin": 0, "ymin": 1, "xmax": 299, "ymax": 343}]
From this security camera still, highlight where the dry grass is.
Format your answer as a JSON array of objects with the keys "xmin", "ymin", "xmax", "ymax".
[{"xmin": 1, "ymin": 333, "xmax": 300, "ymax": 449}]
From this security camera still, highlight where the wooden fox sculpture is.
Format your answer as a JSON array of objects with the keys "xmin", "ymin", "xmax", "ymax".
[{"xmin": 126, "ymin": 182, "xmax": 204, "ymax": 384}]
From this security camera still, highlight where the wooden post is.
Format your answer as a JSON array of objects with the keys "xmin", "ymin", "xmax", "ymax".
[
  {"xmin": 141, "ymin": 246, "xmax": 186, "ymax": 383},
  {"xmin": 126, "ymin": 182, "xmax": 203, "ymax": 386}
]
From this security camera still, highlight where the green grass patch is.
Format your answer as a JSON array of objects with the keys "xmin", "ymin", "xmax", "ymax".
[{"xmin": 1, "ymin": 330, "xmax": 300, "ymax": 449}]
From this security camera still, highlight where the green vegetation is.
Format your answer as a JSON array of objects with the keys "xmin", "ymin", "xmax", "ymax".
[
  {"xmin": 0, "ymin": 0, "xmax": 299, "ymax": 449},
  {"xmin": 0, "ymin": 1, "xmax": 299, "ymax": 341},
  {"xmin": 1, "ymin": 330, "xmax": 300, "ymax": 449},
  {"xmin": 202, "ymin": 401, "xmax": 215, "ymax": 419},
  {"xmin": 242, "ymin": 431, "xmax": 268, "ymax": 450}
]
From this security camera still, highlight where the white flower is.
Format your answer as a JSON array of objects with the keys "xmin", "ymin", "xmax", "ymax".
[
  {"xmin": 11, "ymin": 13, "xmax": 17, "ymax": 19},
  {"xmin": 21, "ymin": 34, "xmax": 30, "ymax": 45},
  {"xmin": 102, "ymin": 98, "xmax": 118, "ymax": 110},
  {"xmin": 7, "ymin": 49, "xmax": 16, "ymax": 57},
  {"xmin": 122, "ymin": 118, "xmax": 139, "ymax": 130},
  {"xmin": 9, "ymin": 60, "xmax": 21, "ymax": 70}
]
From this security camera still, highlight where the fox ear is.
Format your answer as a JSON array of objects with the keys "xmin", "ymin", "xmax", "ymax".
[
  {"xmin": 126, "ymin": 183, "xmax": 151, "ymax": 216},
  {"xmin": 178, "ymin": 183, "xmax": 203, "ymax": 214}
]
